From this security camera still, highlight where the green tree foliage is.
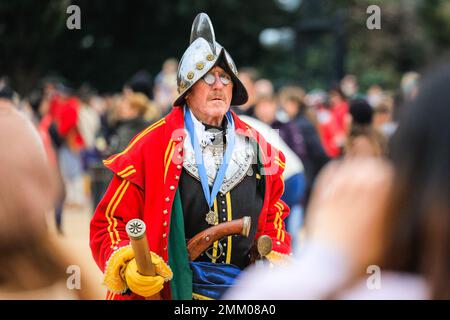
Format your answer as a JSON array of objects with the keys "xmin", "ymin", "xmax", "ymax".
[
  {"xmin": 1, "ymin": 0, "xmax": 294, "ymax": 94},
  {"xmin": 1, "ymin": 0, "xmax": 449, "ymax": 95},
  {"xmin": 0, "ymin": 0, "xmax": 69, "ymax": 93}
]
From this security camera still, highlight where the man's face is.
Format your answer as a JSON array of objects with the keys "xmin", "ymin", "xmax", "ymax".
[{"xmin": 185, "ymin": 66, "xmax": 233, "ymax": 122}]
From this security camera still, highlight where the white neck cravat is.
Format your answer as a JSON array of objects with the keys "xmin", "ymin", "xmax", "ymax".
[
  {"xmin": 189, "ymin": 108, "xmax": 227, "ymax": 148},
  {"xmin": 183, "ymin": 107, "xmax": 255, "ymax": 193}
]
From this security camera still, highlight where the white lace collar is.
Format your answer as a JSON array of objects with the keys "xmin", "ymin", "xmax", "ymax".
[
  {"xmin": 185, "ymin": 106, "xmax": 231, "ymax": 148},
  {"xmin": 183, "ymin": 107, "xmax": 255, "ymax": 193}
]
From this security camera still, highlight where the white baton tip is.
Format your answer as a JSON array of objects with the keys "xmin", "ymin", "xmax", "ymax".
[{"xmin": 126, "ymin": 219, "xmax": 146, "ymax": 239}]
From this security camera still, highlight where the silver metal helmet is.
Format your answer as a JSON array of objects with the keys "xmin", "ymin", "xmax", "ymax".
[{"xmin": 173, "ymin": 13, "xmax": 248, "ymax": 107}]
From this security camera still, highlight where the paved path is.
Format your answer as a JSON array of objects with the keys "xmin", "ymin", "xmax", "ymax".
[{"xmin": 51, "ymin": 205, "xmax": 106, "ymax": 299}]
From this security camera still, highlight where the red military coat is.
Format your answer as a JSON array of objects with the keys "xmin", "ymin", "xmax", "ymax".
[{"xmin": 90, "ymin": 106, "xmax": 291, "ymax": 300}]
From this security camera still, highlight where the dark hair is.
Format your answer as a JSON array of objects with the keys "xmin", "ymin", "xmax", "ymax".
[
  {"xmin": 381, "ymin": 63, "xmax": 450, "ymax": 299},
  {"xmin": 349, "ymin": 99, "xmax": 373, "ymax": 125},
  {"xmin": 0, "ymin": 83, "xmax": 14, "ymax": 100},
  {"xmin": 126, "ymin": 70, "xmax": 154, "ymax": 100},
  {"xmin": 329, "ymin": 83, "xmax": 346, "ymax": 100},
  {"xmin": 27, "ymin": 90, "xmax": 43, "ymax": 118},
  {"xmin": 278, "ymin": 86, "xmax": 307, "ymax": 114}
]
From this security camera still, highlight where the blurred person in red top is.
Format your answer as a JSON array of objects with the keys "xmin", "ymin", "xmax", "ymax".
[
  {"xmin": 27, "ymin": 89, "xmax": 65, "ymax": 234},
  {"xmin": 329, "ymin": 85, "xmax": 349, "ymax": 138},
  {"xmin": 47, "ymin": 85, "xmax": 85, "ymax": 152},
  {"xmin": 306, "ymin": 90, "xmax": 342, "ymax": 158},
  {"xmin": 45, "ymin": 82, "xmax": 86, "ymax": 210}
]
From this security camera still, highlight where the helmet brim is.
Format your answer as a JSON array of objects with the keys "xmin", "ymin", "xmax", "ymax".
[{"xmin": 173, "ymin": 49, "xmax": 248, "ymax": 107}]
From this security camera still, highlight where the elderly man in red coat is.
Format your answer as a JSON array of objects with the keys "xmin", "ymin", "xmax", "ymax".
[{"xmin": 90, "ymin": 13, "xmax": 291, "ymax": 300}]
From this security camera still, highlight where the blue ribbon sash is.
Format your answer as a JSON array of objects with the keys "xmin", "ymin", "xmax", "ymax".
[{"xmin": 184, "ymin": 107, "xmax": 236, "ymax": 210}]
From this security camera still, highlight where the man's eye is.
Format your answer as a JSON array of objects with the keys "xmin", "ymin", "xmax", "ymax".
[
  {"xmin": 203, "ymin": 72, "xmax": 231, "ymax": 85},
  {"xmin": 219, "ymin": 75, "xmax": 231, "ymax": 84},
  {"xmin": 203, "ymin": 73, "xmax": 216, "ymax": 84}
]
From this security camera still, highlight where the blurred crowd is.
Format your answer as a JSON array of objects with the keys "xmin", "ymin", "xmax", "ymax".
[
  {"xmin": 0, "ymin": 58, "xmax": 419, "ymax": 236},
  {"xmin": 226, "ymin": 63, "xmax": 448, "ymax": 300},
  {"xmin": 1, "ymin": 55, "xmax": 448, "ymax": 299}
]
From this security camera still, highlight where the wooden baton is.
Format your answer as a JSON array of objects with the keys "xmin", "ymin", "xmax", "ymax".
[{"xmin": 126, "ymin": 218, "xmax": 161, "ymax": 300}]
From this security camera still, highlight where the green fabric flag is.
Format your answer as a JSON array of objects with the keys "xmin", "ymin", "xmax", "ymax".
[{"xmin": 168, "ymin": 190, "xmax": 193, "ymax": 300}]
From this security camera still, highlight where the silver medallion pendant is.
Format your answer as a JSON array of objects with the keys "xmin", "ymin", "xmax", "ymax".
[{"xmin": 205, "ymin": 209, "xmax": 218, "ymax": 225}]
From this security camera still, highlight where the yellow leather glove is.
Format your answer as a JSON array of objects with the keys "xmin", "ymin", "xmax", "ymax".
[
  {"xmin": 265, "ymin": 250, "xmax": 293, "ymax": 267},
  {"xmin": 103, "ymin": 246, "xmax": 173, "ymax": 296},
  {"xmin": 123, "ymin": 251, "xmax": 173, "ymax": 297},
  {"xmin": 124, "ymin": 259, "xmax": 165, "ymax": 297}
]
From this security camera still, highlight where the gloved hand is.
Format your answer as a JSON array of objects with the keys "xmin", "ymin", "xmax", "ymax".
[
  {"xmin": 103, "ymin": 246, "xmax": 173, "ymax": 296},
  {"xmin": 265, "ymin": 250, "xmax": 293, "ymax": 267},
  {"xmin": 122, "ymin": 251, "xmax": 173, "ymax": 297},
  {"xmin": 123, "ymin": 258, "xmax": 164, "ymax": 297}
]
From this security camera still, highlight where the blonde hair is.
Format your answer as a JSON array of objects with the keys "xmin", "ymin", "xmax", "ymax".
[
  {"xmin": 126, "ymin": 92, "xmax": 150, "ymax": 116},
  {"xmin": 126, "ymin": 92, "xmax": 160, "ymax": 121},
  {"xmin": 345, "ymin": 125, "xmax": 387, "ymax": 157}
]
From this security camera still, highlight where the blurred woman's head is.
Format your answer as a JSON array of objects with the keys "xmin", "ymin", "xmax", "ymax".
[
  {"xmin": 278, "ymin": 86, "xmax": 306, "ymax": 119},
  {"xmin": 345, "ymin": 125, "xmax": 386, "ymax": 158},
  {"xmin": 253, "ymin": 95, "xmax": 278, "ymax": 125},
  {"xmin": 373, "ymin": 99, "xmax": 393, "ymax": 128},
  {"xmin": 349, "ymin": 99, "xmax": 373, "ymax": 126},
  {"xmin": 381, "ymin": 63, "xmax": 450, "ymax": 299},
  {"xmin": 118, "ymin": 92, "xmax": 151, "ymax": 120},
  {"xmin": 328, "ymin": 84, "xmax": 346, "ymax": 106}
]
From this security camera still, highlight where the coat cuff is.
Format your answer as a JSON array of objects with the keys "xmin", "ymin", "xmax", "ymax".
[
  {"xmin": 103, "ymin": 245, "xmax": 134, "ymax": 294},
  {"xmin": 266, "ymin": 250, "xmax": 293, "ymax": 266}
]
